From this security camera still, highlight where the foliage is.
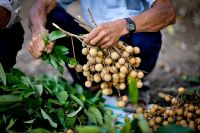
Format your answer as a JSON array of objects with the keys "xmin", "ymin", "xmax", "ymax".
[
  {"xmin": 128, "ymin": 77, "xmax": 138, "ymax": 104},
  {"xmin": 41, "ymin": 31, "xmax": 78, "ymax": 74},
  {"xmin": 157, "ymin": 124, "xmax": 195, "ymax": 133},
  {"xmin": 0, "ymin": 65, "xmax": 107, "ymax": 132}
]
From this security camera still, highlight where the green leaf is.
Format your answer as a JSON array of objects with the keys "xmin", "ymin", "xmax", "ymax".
[
  {"xmin": 21, "ymin": 88, "xmax": 36, "ymax": 98},
  {"xmin": 0, "ymin": 95, "xmax": 21, "ymax": 108},
  {"xmin": 88, "ymin": 107, "xmax": 103, "ymax": 125},
  {"xmin": 49, "ymin": 30, "xmax": 66, "ymax": 41},
  {"xmin": 128, "ymin": 77, "xmax": 138, "ymax": 104},
  {"xmin": 56, "ymin": 91, "xmax": 68, "ymax": 103},
  {"xmin": 30, "ymin": 128, "xmax": 51, "ymax": 133},
  {"xmin": 0, "ymin": 63, "xmax": 6, "ymax": 85},
  {"xmin": 137, "ymin": 113, "xmax": 152, "ymax": 133},
  {"xmin": 40, "ymin": 109, "xmax": 57, "ymax": 128},
  {"xmin": 66, "ymin": 117, "xmax": 76, "ymax": 129},
  {"xmin": 157, "ymin": 124, "xmax": 195, "ymax": 133},
  {"xmin": 54, "ymin": 45, "xmax": 69, "ymax": 55},
  {"xmin": 121, "ymin": 121, "xmax": 131, "ymax": 133},
  {"xmin": 33, "ymin": 85, "xmax": 43, "ymax": 96},
  {"xmin": 42, "ymin": 32, "xmax": 48, "ymax": 45},
  {"xmin": 74, "ymin": 83, "xmax": 84, "ymax": 95},
  {"xmin": 76, "ymin": 126, "xmax": 101, "ymax": 133},
  {"xmin": 6, "ymin": 118, "xmax": 16, "ymax": 131},
  {"xmin": 67, "ymin": 106, "xmax": 83, "ymax": 117},
  {"xmin": 69, "ymin": 94, "xmax": 84, "ymax": 107},
  {"xmin": 24, "ymin": 119, "xmax": 35, "ymax": 124}
]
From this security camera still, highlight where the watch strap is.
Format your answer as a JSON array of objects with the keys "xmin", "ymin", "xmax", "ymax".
[{"xmin": 124, "ymin": 17, "xmax": 136, "ymax": 33}]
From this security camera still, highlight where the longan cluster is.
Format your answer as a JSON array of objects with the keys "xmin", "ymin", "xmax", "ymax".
[
  {"xmin": 68, "ymin": 41, "xmax": 144, "ymax": 107},
  {"xmin": 133, "ymin": 87, "xmax": 200, "ymax": 132}
]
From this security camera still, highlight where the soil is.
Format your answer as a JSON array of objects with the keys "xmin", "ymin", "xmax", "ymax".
[{"xmin": 15, "ymin": 0, "xmax": 200, "ymax": 104}]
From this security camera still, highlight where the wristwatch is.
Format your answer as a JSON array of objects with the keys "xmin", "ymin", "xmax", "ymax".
[{"xmin": 124, "ymin": 18, "xmax": 136, "ymax": 33}]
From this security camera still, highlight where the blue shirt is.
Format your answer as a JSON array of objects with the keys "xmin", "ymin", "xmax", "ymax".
[{"xmin": 57, "ymin": 0, "xmax": 156, "ymax": 24}]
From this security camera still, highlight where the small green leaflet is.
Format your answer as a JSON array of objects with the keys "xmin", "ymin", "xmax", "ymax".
[
  {"xmin": 76, "ymin": 126, "xmax": 101, "ymax": 133},
  {"xmin": 40, "ymin": 109, "xmax": 57, "ymax": 128},
  {"xmin": 69, "ymin": 94, "xmax": 84, "ymax": 107},
  {"xmin": 88, "ymin": 107, "xmax": 103, "ymax": 125},
  {"xmin": 0, "ymin": 63, "xmax": 6, "ymax": 85},
  {"xmin": 48, "ymin": 30, "xmax": 66, "ymax": 41},
  {"xmin": 6, "ymin": 118, "xmax": 16, "ymax": 131},
  {"xmin": 128, "ymin": 77, "xmax": 138, "ymax": 104},
  {"xmin": 67, "ymin": 106, "xmax": 83, "ymax": 117}
]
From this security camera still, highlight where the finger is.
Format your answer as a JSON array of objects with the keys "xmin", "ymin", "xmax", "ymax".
[
  {"xmin": 29, "ymin": 41, "xmax": 42, "ymax": 58},
  {"xmin": 97, "ymin": 36, "xmax": 111, "ymax": 46},
  {"xmin": 89, "ymin": 31, "xmax": 108, "ymax": 46},
  {"xmin": 47, "ymin": 41, "xmax": 55, "ymax": 54},
  {"xmin": 83, "ymin": 27, "xmax": 100, "ymax": 44},
  {"xmin": 101, "ymin": 41, "xmax": 113, "ymax": 49}
]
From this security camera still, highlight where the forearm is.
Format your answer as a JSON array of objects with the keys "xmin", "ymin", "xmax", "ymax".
[
  {"xmin": 131, "ymin": 0, "xmax": 176, "ymax": 32},
  {"xmin": 28, "ymin": 0, "xmax": 56, "ymax": 35},
  {"xmin": 0, "ymin": 6, "xmax": 11, "ymax": 29}
]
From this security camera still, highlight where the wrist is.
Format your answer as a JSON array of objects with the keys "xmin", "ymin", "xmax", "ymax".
[{"xmin": 118, "ymin": 19, "xmax": 129, "ymax": 36}]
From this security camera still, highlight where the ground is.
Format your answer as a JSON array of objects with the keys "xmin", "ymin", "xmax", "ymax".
[{"xmin": 15, "ymin": 0, "xmax": 200, "ymax": 103}]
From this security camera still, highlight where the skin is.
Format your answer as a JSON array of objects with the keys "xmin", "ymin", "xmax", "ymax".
[
  {"xmin": 28, "ymin": 0, "xmax": 176, "ymax": 58},
  {"xmin": 0, "ymin": 6, "xmax": 11, "ymax": 29}
]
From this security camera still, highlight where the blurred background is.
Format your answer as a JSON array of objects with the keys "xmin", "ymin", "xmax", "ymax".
[{"xmin": 16, "ymin": 0, "xmax": 200, "ymax": 103}]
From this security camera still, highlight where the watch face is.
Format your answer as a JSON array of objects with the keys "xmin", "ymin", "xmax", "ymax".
[{"xmin": 128, "ymin": 24, "xmax": 135, "ymax": 32}]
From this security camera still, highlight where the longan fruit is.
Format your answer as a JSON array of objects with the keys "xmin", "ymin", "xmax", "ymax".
[
  {"xmin": 68, "ymin": 64, "xmax": 75, "ymax": 68},
  {"xmin": 176, "ymin": 116, "xmax": 183, "ymax": 121},
  {"xmin": 94, "ymin": 74, "xmax": 101, "ymax": 83},
  {"xmin": 137, "ymin": 71, "xmax": 144, "ymax": 79},
  {"xmin": 112, "ymin": 73, "xmax": 120, "ymax": 81},
  {"xmin": 143, "ymin": 113, "xmax": 148, "ymax": 119},
  {"xmin": 120, "ymin": 66, "xmax": 129, "ymax": 74},
  {"xmin": 133, "ymin": 113, "xmax": 138, "ymax": 119},
  {"xmin": 82, "ymin": 47, "xmax": 89, "ymax": 55},
  {"xmin": 104, "ymin": 74, "xmax": 112, "ymax": 82},
  {"xmin": 153, "ymin": 125, "xmax": 160, "ymax": 132},
  {"xmin": 155, "ymin": 117, "xmax": 162, "ymax": 124},
  {"xmin": 90, "ymin": 65, "xmax": 95, "ymax": 72},
  {"xmin": 129, "ymin": 70, "xmax": 137, "ymax": 78},
  {"xmin": 164, "ymin": 95, "xmax": 171, "ymax": 102},
  {"xmin": 188, "ymin": 105, "xmax": 195, "ymax": 112},
  {"xmin": 187, "ymin": 112, "xmax": 193, "ymax": 119},
  {"xmin": 88, "ymin": 57, "xmax": 96, "ymax": 64},
  {"xmin": 168, "ymin": 110, "xmax": 175, "ymax": 117},
  {"xmin": 148, "ymin": 119, "xmax": 156, "ymax": 128},
  {"xmin": 122, "ymin": 95, "xmax": 128, "ymax": 101},
  {"xmin": 124, "ymin": 116, "xmax": 131, "ymax": 123},
  {"xmin": 100, "ymin": 82, "xmax": 108, "ymax": 89},
  {"xmin": 163, "ymin": 121, "xmax": 169, "ymax": 126},
  {"xmin": 177, "ymin": 87, "xmax": 185, "ymax": 94},
  {"xmin": 97, "ymin": 51, "xmax": 103, "ymax": 57},
  {"xmin": 119, "ymin": 73, "xmax": 126, "ymax": 79},
  {"xmin": 83, "ymin": 71, "xmax": 90, "ymax": 77},
  {"xmin": 110, "ymin": 66, "xmax": 118, "ymax": 73},
  {"xmin": 136, "ymin": 107, "xmax": 143, "ymax": 113},
  {"xmin": 122, "ymin": 51, "xmax": 129, "ymax": 58},
  {"xmin": 180, "ymin": 120, "xmax": 187, "ymax": 126},
  {"xmin": 168, "ymin": 117, "xmax": 174, "ymax": 123},
  {"xmin": 75, "ymin": 64, "xmax": 83, "ymax": 72},
  {"xmin": 150, "ymin": 108, "xmax": 156, "ymax": 114},
  {"xmin": 96, "ymin": 57, "xmax": 103, "ymax": 63},
  {"xmin": 83, "ymin": 64, "xmax": 89, "ymax": 71},
  {"xmin": 129, "ymin": 57, "xmax": 136, "ymax": 65},
  {"xmin": 171, "ymin": 98, "xmax": 179, "ymax": 105},
  {"xmin": 95, "ymin": 64, "xmax": 103, "ymax": 72},
  {"xmin": 108, "ymin": 89, "xmax": 113, "ymax": 95},
  {"xmin": 115, "ymin": 62, "xmax": 121, "ymax": 69},
  {"xmin": 102, "ymin": 88, "xmax": 110, "ymax": 95},
  {"xmin": 135, "ymin": 57, "xmax": 141, "ymax": 64},
  {"xmin": 89, "ymin": 47, "xmax": 98, "ymax": 56},
  {"xmin": 85, "ymin": 81, "xmax": 92, "ymax": 88},
  {"xmin": 133, "ymin": 46, "xmax": 140, "ymax": 54},
  {"xmin": 105, "ymin": 57, "xmax": 113, "ymax": 65},
  {"xmin": 197, "ymin": 125, "xmax": 200, "ymax": 131},
  {"xmin": 176, "ymin": 109, "xmax": 184, "ymax": 116},
  {"xmin": 117, "ymin": 100, "xmax": 125, "ymax": 108},
  {"xmin": 153, "ymin": 104, "xmax": 159, "ymax": 111},
  {"xmin": 111, "ymin": 52, "xmax": 120, "ymax": 60},
  {"xmin": 196, "ymin": 109, "xmax": 200, "ymax": 116},
  {"xmin": 118, "ymin": 58, "xmax": 126, "ymax": 65},
  {"xmin": 119, "ymin": 83, "xmax": 126, "ymax": 90},
  {"xmin": 136, "ymin": 81, "xmax": 143, "ymax": 88},
  {"xmin": 66, "ymin": 129, "xmax": 73, "ymax": 133},
  {"xmin": 125, "ymin": 46, "xmax": 134, "ymax": 53}
]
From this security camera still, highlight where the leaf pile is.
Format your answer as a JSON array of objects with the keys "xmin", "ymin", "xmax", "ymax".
[{"xmin": 0, "ymin": 66, "xmax": 109, "ymax": 133}]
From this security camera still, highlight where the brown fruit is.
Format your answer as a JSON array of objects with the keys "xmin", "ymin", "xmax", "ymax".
[
  {"xmin": 148, "ymin": 119, "xmax": 156, "ymax": 128},
  {"xmin": 75, "ymin": 64, "xmax": 83, "ymax": 72},
  {"xmin": 177, "ymin": 87, "xmax": 185, "ymax": 94},
  {"xmin": 82, "ymin": 47, "xmax": 89, "ymax": 55},
  {"xmin": 136, "ymin": 107, "xmax": 143, "ymax": 113},
  {"xmin": 155, "ymin": 117, "xmax": 162, "ymax": 124},
  {"xmin": 133, "ymin": 46, "xmax": 140, "ymax": 54},
  {"xmin": 129, "ymin": 70, "xmax": 137, "ymax": 78},
  {"xmin": 135, "ymin": 57, "xmax": 141, "ymax": 64},
  {"xmin": 125, "ymin": 46, "xmax": 134, "ymax": 53},
  {"xmin": 120, "ymin": 66, "xmax": 129, "ymax": 74},
  {"xmin": 163, "ymin": 121, "xmax": 169, "ymax": 126},
  {"xmin": 118, "ymin": 58, "xmax": 126, "ymax": 65},
  {"xmin": 187, "ymin": 112, "xmax": 193, "ymax": 119},
  {"xmin": 119, "ymin": 83, "xmax": 126, "ymax": 90},
  {"xmin": 95, "ymin": 64, "xmax": 103, "ymax": 72},
  {"xmin": 122, "ymin": 95, "xmax": 128, "ymax": 101},
  {"xmin": 176, "ymin": 109, "xmax": 184, "ymax": 116},
  {"xmin": 117, "ymin": 100, "xmax": 125, "ymax": 108},
  {"xmin": 85, "ymin": 81, "xmax": 92, "ymax": 88},
  {"xmin": 111, "ymin": 52, "xmax": 120, "ymax": 60},
  {"xmin": 66, "ymin": 129, "xmax": 73, "ymax": 133},
  {"xmin": 133, "ymin": 113, "xmax": 138, "ymax": 119},
  {"xmin": 136, "ymin": 81, "xmax": 143, "ymax": 88},
  {"xmin": 129, "ymin": 57, "xmax": 136, "ymax": 65},
  {"xmin": 102, "ymin": 89, "xmax": 110, "ymax": 95},
  {"xmin": 143, "ymin": 113, "xmax": 148, "ymax": 119},
  {"xmin": 164, "ymin": 95, "xmax": 171, "ymax": 102},
  {"xmin": 105, "ymin": 58, "xmax": 113, "ymax": 65},
  {"xmin": 153, "ymin": 104, "xmax": 159, "ymax": 111},
  {"xmin": 176, "ymin": 116, "xmax": 183, "ymax": 121},
  {"xmin": 150, "ymin": 108, "xmax": 156, "ymax": 114},
  {"xmin": 168, "ymin": 117, "xmax": 174, "ymax": 123},
  {"xmin": 179, "ymin": 120, "xmax": 187, "ymax": 126},
  {"xmin": 89, "ymin": 47, "xmax": 98, "ymax": 56},
  {"xmin": 188, "ymin": 105, "xmax": 195, "ymax": 112},
  {"xmin": 104, "ymin": 74, "xmax": 112, "ymax": 82},
  {"xmin": 196, "ymin": 109, "xmax": 200, "ymax": 116},
  {"xmin": 171, "ymin": 98, "xmax": 179, "ymax": 105},
  {"xmin": 137, "ymin": 71, "xmax": 144, "ymax": 79}
]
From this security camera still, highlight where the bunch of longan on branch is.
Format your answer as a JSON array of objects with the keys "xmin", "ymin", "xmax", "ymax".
[
  {"xmin": 133, "ymin": 87, "xmax": 200, "ymax": 132},
  {"xmin": 69, "ymin": 41, "xmax": 145, "ymax": 107}
]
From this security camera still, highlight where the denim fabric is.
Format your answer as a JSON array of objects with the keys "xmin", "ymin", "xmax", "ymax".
[
  {"xmin": 46, "ymin": 7, "xmax": 162, "ymax": 85},
  {"xmin": 0, "ymin": 22, "xmax": 24, "ymax": 71}
]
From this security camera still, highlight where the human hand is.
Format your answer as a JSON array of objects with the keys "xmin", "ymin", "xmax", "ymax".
[
  {"xmin": 83, "ymin": 19, "xmax": 128, "ymax": 48},
  {"xmin": 27, "ymin": 28, "xmax": 55, "ymax": 59},
  {"xmin": 0, "ymin": 6, "xmax": 11, "ymax": 29}
]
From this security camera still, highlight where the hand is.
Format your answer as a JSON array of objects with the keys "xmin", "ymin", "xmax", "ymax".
[
  {"xmin": 84, "ymin": 19, "xmax": 128, "ymax": 48},
  {"xmin": 27, "ymin": 28, "xmax": 55, "ymax": 59},
  {"xmin": 0, "ymin": 6, "xmax": 11, "ymax": 29}
]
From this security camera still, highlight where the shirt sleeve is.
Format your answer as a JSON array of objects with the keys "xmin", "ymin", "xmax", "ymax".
[
  {"xmin": 0, "ymin": 0, "xmax": 21, "ymax": 28},
  {"xmin": 57, "ymin": 0, "xmax": 75, "ymax": 9},
  {"xmin": 145, "ymin": 0, "xmax": 156, "ymax": 7}
]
